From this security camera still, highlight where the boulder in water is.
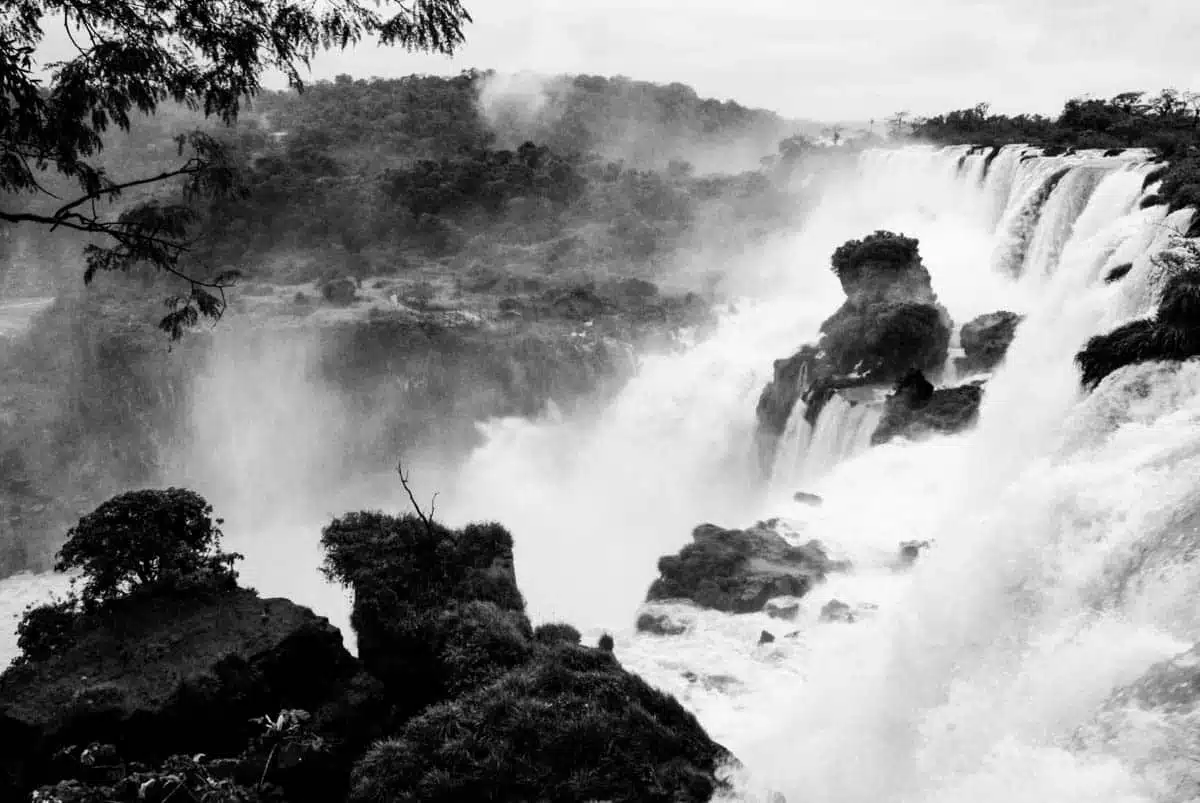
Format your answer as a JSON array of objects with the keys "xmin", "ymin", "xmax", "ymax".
[
  {"xmin": 792, "ymin": 491, "xmax": 823, "ymax": 506},
  {"xmin": 636, "ymin": 610, "xmax": 690, "ymax": 636},
  {"xmin": 646, "ymin": 523, "xmax": 844, "ymax": 614},
  {"xmin": 871, "ymin": 371, "xmax": 985, "ymax": 445},
  {"xmin": 1104, "ymin": 262, "xmax": 1134, "ymax": 283},
  {"xmin": 956, "ymin": 311, "xmax": 1022, "ymax": 374},
  {"xmin": 819, "ymin": 599, "xmax": 856, "ymax": 623},
  {"xmin": 898, "ymin": 539, "xmax": 931, "ymax": 565},
  {"xmin": 765, "ymin": 600, "xmax": 801, "ymax": 621},
  {"xmin": 757, "ymin": 630, "xmax": 776, "ymax": 645}
]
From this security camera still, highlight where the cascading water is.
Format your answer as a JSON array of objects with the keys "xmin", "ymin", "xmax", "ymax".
[{"xmin": 2, "ymin": 143, "xmax": 1199, "ymax": 803}]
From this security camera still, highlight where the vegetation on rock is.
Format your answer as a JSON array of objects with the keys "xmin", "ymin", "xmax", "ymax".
[
  {"xmin": 348, "ymin": 645, "xmax": 732, "ymax": 803},
  {"xmin": 1077, "ymin": 244, "xmax": 1200, "ymax": 388},
  {"xmin": 755, "ymin": 230, "xmax": 951, "ymax": 465},
  {"xmin": 319, "ymin": 508, "xmax": 530, "ymax": 718},
  {"xmin": 957, "ymin": 311, "xmax": 1023, "ymax": 374}
]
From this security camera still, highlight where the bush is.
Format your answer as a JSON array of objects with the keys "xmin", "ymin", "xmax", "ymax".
[
  {"xmin": 348, "ymin": 646, "xmax": 732, "ymax": 803},
  {"xmin": 55, "ymin": 488, "xmax": 241, "ymax": 609},
  {"xmin": 13, "ymin": 597, "xmax": 81, "ymax": 666},
  {"xmin": 533, "ymin": 622, "xmax": 582, "ymax": 646},
  {"xmin": 830, "ymin": 230, "xmax": 921, "ymax": 288}
]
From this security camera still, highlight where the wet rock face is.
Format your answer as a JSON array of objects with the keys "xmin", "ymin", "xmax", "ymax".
[
  {"xmin": 956, "ymin": 311, "xmax": 1022, "ymax": 374},
  {"xmin": 871, "ymin": 371, "xmax": 985, "ymax": 446},
  {"xmin": 646, "ymin": 522, "xmax": 846, "ymax": 614},
  {"xmin": 636, "ymin": 611, "xmax": 690, "ymax": 636}
]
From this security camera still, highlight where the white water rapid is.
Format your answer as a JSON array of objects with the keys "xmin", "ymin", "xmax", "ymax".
[{"xmin": 3, "ymin": 144, "xmax": 1199, "ymax": 803}]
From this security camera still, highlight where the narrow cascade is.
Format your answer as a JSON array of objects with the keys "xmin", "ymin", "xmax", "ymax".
[
  {"xmin": 993, "ymin": 161, "xmax": 1073, "ymax": 276},
  {"xmin": 1021, "ymin": 165, "xmax": 1109, "ymax": 276},
  {"xmin": 796, "ymin": 394, "xmax": 883, "ymax": 483},
  {"xmin": 767, "ymin": 399, "xmax": 813, "ymax": 495}
]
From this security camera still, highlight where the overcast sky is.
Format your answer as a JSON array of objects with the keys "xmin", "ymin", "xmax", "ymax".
[{"xmin": 279, "ymin": 0, "xmax": 1200, "ymax": 122}]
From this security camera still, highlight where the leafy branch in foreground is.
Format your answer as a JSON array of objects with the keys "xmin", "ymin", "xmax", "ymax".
[{"xmin": 0, "ymin": 0, "xmax": 473, "ymax": 338}]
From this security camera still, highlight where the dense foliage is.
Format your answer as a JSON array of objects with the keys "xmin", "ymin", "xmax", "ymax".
[
  {"xmin": 319, "ymin": 511, "xmax": 529, "ymax": 716},
  {"xmin": 348, "ymin": 645, "xmax": 731, "ymax": 803},
  {"xmin": 0, "ymin": 0, "xmax": 473, "ymax": 336}
]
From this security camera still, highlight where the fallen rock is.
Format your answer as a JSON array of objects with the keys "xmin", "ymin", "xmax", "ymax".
[
  {"xmin": 956, "ymin": 311, "xmax": 1022, "ymax": 374},
  {"xmin": 820, "ymin": 599, "xmax": 856, "ymax": 624},
  {"xmin": 636, "ymin": 611, "xmax": 689, "ymax": 637},
  {"xmin": 758, "ymin": 630, "xmax": 776, "ymax": 645},
  {"xmin": 646, "ymin": 523, "xmax": 845, "ymax": 614},
  {"xmin": 871, "ymin": 371, "xmax": 985, "ymax": 445},
  {"xmin": 765, "ymin": 600, "xmax": 801, "ymax": 621},
  {"xmin": 0, "ymin": 588, "xmax": 382, "ymax": 800},
  {"xmin": 898, "ymin": 540, "xmax": 931, "ymax": 565},
  {"xmin": 1104, "ymin": 263, "xmax": 1134, "ymax": 284}
]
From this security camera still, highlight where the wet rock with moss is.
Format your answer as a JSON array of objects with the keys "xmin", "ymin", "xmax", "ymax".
[
  {"xmin": 956, "ymin": 310, "xmax": 1022, "ymax": 374},
  {"xmin": 871, "ymin": 370, "xmax": 986, "ymax": 445},
  {"xmin": 646, "ymin": 522, "xmax": 844, "ymax": 613},
  {"xmin": 1076, "ymin": 264, "xmax": 1200, "ymax": 389}
]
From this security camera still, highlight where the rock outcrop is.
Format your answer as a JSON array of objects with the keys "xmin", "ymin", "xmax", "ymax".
[
  {"xmin": 756, "ymin": 231, "xmax": 953, "ymax": 468},
  {"xmin": 646, "ymin": 522, "xmax": 845, "ymax": 614},
  {"xmin": 1077, "ymin": 268, "xmax": 1200, "ymax": 389},
  {"xmin": 348, "ymin": 645, "xmax": 734, "ymax": 803},
  {"xmin": 870, "ymin": 370, "xmax": 986, "ymax": 445},
  {"xmin": 0, "ymin": 588, "xmax": 383, "ymax": 800},
  {"xmin": 956, "ymin": 311, "xmax": 1022, "ymax": 374}
]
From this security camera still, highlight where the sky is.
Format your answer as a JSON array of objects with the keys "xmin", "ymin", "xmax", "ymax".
[
  {"xmin": 33, "ymin": 0, "xmax": 1200, "ymax": 123},
  {"xmin": 277, "ymin": 0, "xmax": 1200, "ymax": 122}
]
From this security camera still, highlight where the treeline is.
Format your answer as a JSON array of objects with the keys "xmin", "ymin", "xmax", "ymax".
[
  {"xmin": 910, "ymin": 90, "xmax": 1200, "ymax": 155},
  {"xmin": 910, "ymin": 90, "xmax": 1200, "ymax": 226}
]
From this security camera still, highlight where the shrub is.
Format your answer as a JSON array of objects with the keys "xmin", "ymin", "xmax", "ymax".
[
  {"xmin": 831, "ymin": 230, "xmax": 921, "ymax": 286},
  {"xmin": 55, "ymin": 488, "xmax": 241, "ymax": 609},
  {"xmin": 13, "ymin": 597, "xmax": 81, "ymax": 666},
  {"xmin": 348, "ymin": 646, "xmax": 731, "ymax": 803},
  {"xmin": 533, "ymin": 622, "xmax": 582, "ymax": 646}
]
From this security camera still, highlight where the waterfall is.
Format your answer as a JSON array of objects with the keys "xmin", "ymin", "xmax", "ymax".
[{"xmin": 3, "ymin": 143, "xmax": 1199, "ymax": 802}]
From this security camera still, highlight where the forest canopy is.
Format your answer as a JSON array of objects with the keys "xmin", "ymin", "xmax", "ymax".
[{"xmin": 0, "ymin": 0, "xmax": 473, "ymax": 336}]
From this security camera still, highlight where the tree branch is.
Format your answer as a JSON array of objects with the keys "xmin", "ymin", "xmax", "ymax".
[
  {"xmin": 51, "ymin": 160, "xmax": 205, "ymax": 221},
  {"xmin": 396, "ymin": 457, "xmax": 437, "ymax": 535}
]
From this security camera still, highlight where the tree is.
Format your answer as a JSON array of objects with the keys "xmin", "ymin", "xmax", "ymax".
[
  {"xmin": 888, "ymin": 110, "xmax": 911, "ymax": 139},
  {"xmin": 0, "ymin": 0, "xmax": 472, "ymax": 338}
]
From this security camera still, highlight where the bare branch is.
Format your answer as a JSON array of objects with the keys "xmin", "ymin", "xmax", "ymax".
[{"xmin": 396, "ymin": 456, "xmax": 436, "ymax": 535}]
